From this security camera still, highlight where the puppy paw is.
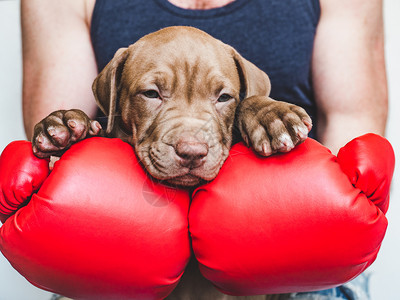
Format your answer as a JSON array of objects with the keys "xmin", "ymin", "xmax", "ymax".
[
  {"xmin": 32, "ymin": 109, "xmax": 102, "ymax": 158},
  {"xmin": 236, "ymin": 96, "xmax": 312, "ymax": 156}
]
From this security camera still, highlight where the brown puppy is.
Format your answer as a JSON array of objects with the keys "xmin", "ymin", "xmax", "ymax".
[
  {"xmin": 32, "ymin": 26, "xmax": 311, "ymax": 189},
  {"xmin": 32, "ymin": 26, "xmax": 311, "ymax": 299}
]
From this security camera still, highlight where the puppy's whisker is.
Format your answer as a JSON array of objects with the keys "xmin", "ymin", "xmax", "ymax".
[{"xmin": 96, "ymin": 114, "xmax": 123, "ymax": 121}]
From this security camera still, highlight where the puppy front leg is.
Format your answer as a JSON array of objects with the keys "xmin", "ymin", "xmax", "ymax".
[
  {"xmin": 32, "ymin": 109, "xmax": 104, "ymax": 158},
  {"xmin": 236, "ymin": 96, "xmax": 312, "ymax": 156}
]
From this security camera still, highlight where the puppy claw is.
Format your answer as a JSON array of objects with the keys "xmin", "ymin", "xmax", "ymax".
[
  {"xmin": 67, "ymin": 120, "xmax": 77, "ymax": 129},
  {"xmin": 277, "ymin": 133, "xmax": 294, "ymax": 152},
  {"xmin": 296, "ymin": 125, "xmax": 308, "ymax": 140},
  {"xmin": 262, "ymin": 142, "xmax": 272, "ymax": 156},
  {"xmin": 89, "ymin": 120, "xmax": 102, "ymax": 136},
  {"xmin": 243, "ymin": 135, "xmax": 249, "ymax": 147},
  {"xmin": 36, "ymin": 135, "xmax": 44, "ymax": 145},
  {"xmin": 303, "ymin": 118, "xmax": 313, "ymax": 131},
  {"xmin": 47, "ymin": 128, "xmax": 56, "ymax": 137}
]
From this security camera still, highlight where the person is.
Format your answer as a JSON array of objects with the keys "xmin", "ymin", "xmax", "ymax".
[{"xmin": 20, "ymin": 0, "xmax": 387, "ymax": 299}]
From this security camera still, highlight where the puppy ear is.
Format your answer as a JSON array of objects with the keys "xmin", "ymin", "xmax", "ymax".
[
  {"xmin": 228, "ymin": 47, "xmax": 271, "ymax": 99},
  {"xmin": 92, "ymin": 47, "xmax": 129, "ymax": 134}
]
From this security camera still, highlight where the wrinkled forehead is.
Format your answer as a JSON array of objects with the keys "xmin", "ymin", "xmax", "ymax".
[{"xmin": 123, "ymin": 28, "xmax": 240, "ymax": 90}]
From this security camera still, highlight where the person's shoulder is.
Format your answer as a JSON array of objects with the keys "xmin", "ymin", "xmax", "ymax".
[
  {"xmin": 83, "ymin": 0, "xmax": 96, "ymax": 26},
  {"xmin": 319, "ymin": 0, "xmax": 383, "ymax": 15},
  {"xmin": 21, "ymin": 0, "xmax": 95, "ymax": 25}
]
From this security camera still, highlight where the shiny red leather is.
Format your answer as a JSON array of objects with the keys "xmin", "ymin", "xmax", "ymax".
[
  {"xmin": 337, "ymin": 133, "xmax": 394, "ymax": 214},
  {"xmin": 0, "ymin": 134, "xmax": 394, "ymax": 298},
  {"xmin": 0, "ymin": 141, "xmax": 49, "ymax": 223},
  {"xmin": 189, "ymin": 134, "xmax": 394, "ymax": 295},
  {"xmin": 0, "ymin": 138, "xmax": 191, "ymax": 300}
]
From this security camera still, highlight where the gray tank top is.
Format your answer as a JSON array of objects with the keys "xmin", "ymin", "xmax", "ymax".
[{"xmin": 91, "ymin": 0, "xmax": 320, "ymax": 138}]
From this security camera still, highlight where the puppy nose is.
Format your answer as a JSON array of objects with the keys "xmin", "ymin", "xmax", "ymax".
[{"xmin": 175, "ymin": 138, "xmax": 209, "ymax": 167}]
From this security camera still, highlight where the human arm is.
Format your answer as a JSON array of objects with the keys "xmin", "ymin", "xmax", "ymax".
[
  {"xmin": 312, "ymin": 0, "xmax": 388, "ymax": 154},
  {"xmin": 21, "ymin": 0, "xmax": 98, "ymax": 141}
]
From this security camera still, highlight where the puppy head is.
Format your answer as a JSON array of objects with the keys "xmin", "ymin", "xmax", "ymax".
[{"xmin": 93, "ymin": 26, "xmax": 270, "ymax": 186}]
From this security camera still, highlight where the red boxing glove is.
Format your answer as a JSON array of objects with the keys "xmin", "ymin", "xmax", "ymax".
[
  {"xmin": 0, "ymin": 138, "xmax": 191, "ymax": 300},
  {"xmin": 190, "ymin": 134, "xmax": 394, "ymax": 295},
  {"xmin": 0, "ymin": 141, "xmax": 49, "ymax": 223},
  {"xmin": 337, "ymin": 133, "xmax": 394, "ymax": 214}
]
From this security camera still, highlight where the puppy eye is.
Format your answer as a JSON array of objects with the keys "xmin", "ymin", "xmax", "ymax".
[
  {"xmin": 143, "ymin": 90, "xmax": 161, "ymax": 99},
  {"xmin": 217, "ymin": 94, "xmax": 232, "ymax": 103}
]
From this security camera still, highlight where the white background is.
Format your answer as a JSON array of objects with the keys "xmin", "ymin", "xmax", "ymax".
[{"xmin": 0, "ymin": 0, "xmax": 399, "ymax": 299}]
